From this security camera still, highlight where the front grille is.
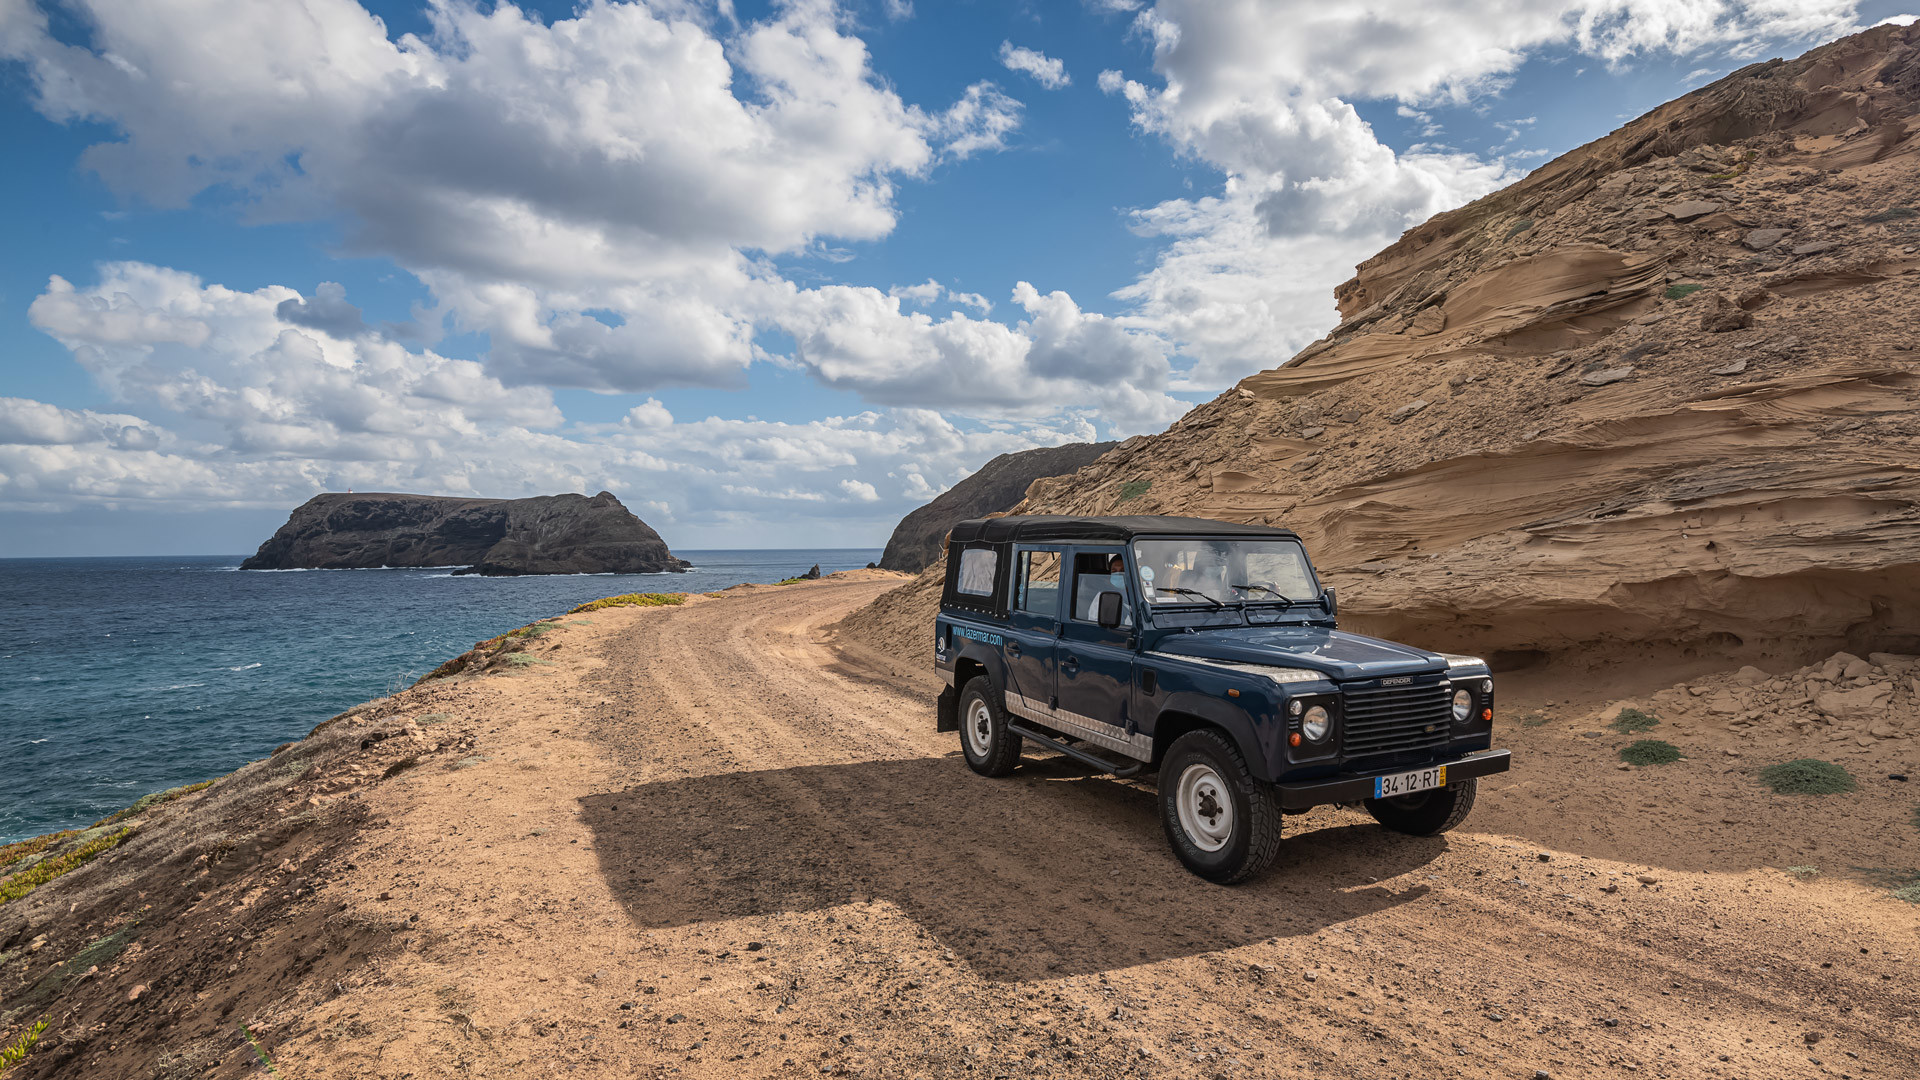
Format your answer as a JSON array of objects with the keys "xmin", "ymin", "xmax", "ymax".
[{"xmin": 1340, "ymin": 682, "xmax": 1451, "ymax": 759}]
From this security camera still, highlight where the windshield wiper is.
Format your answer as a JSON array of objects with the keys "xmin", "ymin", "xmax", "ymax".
[
  {"xmin": 1232, "ymin": 583, "xmax": 1296, "ymax": 604},
  {"xmin": 1156, "ymin": 586, "xmax": 1224, "ymax": 608}
]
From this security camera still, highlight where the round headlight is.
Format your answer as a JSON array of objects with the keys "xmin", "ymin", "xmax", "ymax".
[
  {"xmin": 1451, "ymin": 688, "xmax": 1473, "ymax": 722},
  {"xmin": 1302, "ymin": 705, "xmax": 1331, "ymax": 742}
]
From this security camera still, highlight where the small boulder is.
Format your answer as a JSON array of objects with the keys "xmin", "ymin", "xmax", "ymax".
[
  {"xmin": 1666, "ymin": 200, "xmax": 1724, "ymax": 222},
  {"xmin": 1790, "ymin": 240, "xmax": 1837, "ymax": 256},
  {"xmin": 1841, "ymin": 657, "xmax": 1877, "ymax": 679},
  {"xmin": 1709, "ymin": 358, "xmax": 1748, "ymax": 376},
  {"xmin": 1742, "ymin": 228, "xmax": 1789, "ymax": 251},
  {"xmin": 1408, "ymin": 307, "xmax": 1447, "ymax": 337},
  {"xmin": 1388, "ymin": 400, "xmax": 1430, "ymax": 424},
  {"xmin": 1867, "ymin": 652, "xmax": 1915, "ymax": 670},
  {"xmin": 1580, "ymin": 367, "xmax": 1635, "ymax": 387},
  {"xmin": 1731, "ymin": 666, "xmax": 1770, "ymax": 686},
  {"xmin": 1813, "ymin": 685, "xmax": 1892, "ymax": 722},
  {"xmin": 1699, "ymin": 293, "xmax": 1753, "ymax": 333},
  {"xmin": 1821, "ymin": 652, "xmax": 1864, "ymax": 681}
]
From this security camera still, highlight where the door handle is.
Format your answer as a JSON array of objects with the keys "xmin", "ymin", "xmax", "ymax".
[
  {"xmin": 1062, "ymin": 655, "xmax": 1080, "ymax": 674},
  {"xmin": 1005, "ymin": 641, "xmax": 1022, "ymax": 658}
]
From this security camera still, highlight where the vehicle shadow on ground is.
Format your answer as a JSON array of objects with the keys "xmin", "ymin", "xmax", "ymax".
[{"xmin": 580, "ymin": 754, "xmax": 1446, "ymax": 982}]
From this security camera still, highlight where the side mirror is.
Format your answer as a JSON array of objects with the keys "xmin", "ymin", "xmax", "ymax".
[
  {"xmin": 1320, "ymin": 586, "xmax": 1337, "ymax": 615},
  {"xmin": 1097, "ymin": 591, "xmax": 1124, "ymax": 629}
]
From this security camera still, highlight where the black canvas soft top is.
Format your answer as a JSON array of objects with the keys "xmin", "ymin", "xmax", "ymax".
[{"xmin": 947, "ymin": 514, "xmax": 1298, "ymax": 546}]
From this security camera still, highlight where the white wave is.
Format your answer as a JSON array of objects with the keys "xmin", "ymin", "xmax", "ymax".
[
  {"xmin": 160, "ymin": 682, "xmax": 207, "ymax": 691},
  {"xmin": 229, "ymin": 662, "xmax": 263, "ymax": 671}
]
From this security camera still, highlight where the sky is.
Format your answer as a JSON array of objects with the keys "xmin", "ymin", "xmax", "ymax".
[{"xmin": 2, "ymin": 0, "xmax": 1916, "ymax": 555}]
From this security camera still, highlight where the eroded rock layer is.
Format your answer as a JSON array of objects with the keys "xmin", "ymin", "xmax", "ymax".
[
  {"xmin": 847, "ymin": 23, "xmax": 1920, "ymax": 668},
  {"xmin": 240, "ymin": 491, "xmax": 690, "ymax": 576}
]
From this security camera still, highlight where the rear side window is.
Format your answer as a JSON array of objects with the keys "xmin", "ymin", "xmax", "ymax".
[
  {"xmin": 955, "ymin": 548, "xmax": 998, "ymax": 596},
  {"xmin": 1014, "ymin": 550, "xmax": 1061, "ymax": 615}
]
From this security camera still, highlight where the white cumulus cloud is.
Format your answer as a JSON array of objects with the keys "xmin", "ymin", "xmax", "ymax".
[{"xmin": 999, "ymin": 42, "xmax": 1070, "ymax": 89}]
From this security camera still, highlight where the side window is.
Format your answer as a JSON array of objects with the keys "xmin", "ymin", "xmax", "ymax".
[
  {"xmin": 1014, "ymin": 550, "xmax": 1061, "ymax": 616},
  {"xmin": 1070, "ymin": 551, "xmax": 1132, "ymax": 626},
  {"xmin": 955, "ymin": 547, "xmax": 998, "ymax": 596}
]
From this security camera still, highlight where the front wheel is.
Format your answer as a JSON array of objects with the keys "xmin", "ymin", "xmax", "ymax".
[
  {"xmin": 1365, "ymin": 778, "xmax": 1477, "ymax": 836},
  {"xmin": 958, "ymin": 678, "xmax": 1021, "ymax": 777},
  {"xmin": 1158, "ymin": 729, "xmax": 1282, "ymax": 884}
]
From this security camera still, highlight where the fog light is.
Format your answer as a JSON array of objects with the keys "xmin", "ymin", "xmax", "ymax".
[
  {"xmin": 1302, "ymin": 705, "xmax": 1331, "ymax": 742},
  {"xmin": 1451, "ymin": 688, "xmax": 1473, "ymax": 722}
]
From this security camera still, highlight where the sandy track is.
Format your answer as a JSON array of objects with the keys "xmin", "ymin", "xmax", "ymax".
[{"xmin": 284, "ymin": 576, "xmax": 1919, "ymax": 1080}]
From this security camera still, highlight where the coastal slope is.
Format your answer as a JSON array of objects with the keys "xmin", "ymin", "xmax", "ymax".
[
  {"xmin": 878, "ymin": 442, "xmax": 1117, "ymax": 573},
  {"xmin": 240, "ymin": 491, "xmax": 691, "ymax": 576},
  {"xmin": 847, "ymin": 22, "xmax": 1920, "ymax": 670}
]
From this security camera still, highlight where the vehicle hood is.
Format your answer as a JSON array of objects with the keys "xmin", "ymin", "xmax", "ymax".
[{"xmin": 1153, "ymin": 625, "xmax": 1444, "ymax": 680}]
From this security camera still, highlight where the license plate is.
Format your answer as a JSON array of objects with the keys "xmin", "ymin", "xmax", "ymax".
[{"xmin": 1374, "ymin": 764, "xmax": 1446, "ymax": 799}]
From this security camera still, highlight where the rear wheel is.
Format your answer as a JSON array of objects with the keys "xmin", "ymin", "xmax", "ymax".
[
  {"xmin": 958, "ymin": 678, "xmax": 1021, "ymax": 777},
  {"xmin": 1158, "ymin": 729, "xmax": 1282, "ymax": 884},
  {"xmin": 1365, "ymin": 778, "xmax": 1477, "ymax": 836}
]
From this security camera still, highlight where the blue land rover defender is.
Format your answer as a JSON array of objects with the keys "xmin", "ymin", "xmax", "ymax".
[{"xmin": 933, "ymin": 515, "xmax": 1511, "ymax": 883}]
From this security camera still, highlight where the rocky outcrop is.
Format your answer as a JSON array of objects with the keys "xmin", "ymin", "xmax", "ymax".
[
  {"xmin": 240, "ymin": 492, "xmax": 691, "ymax": 576},
  {"xmin": 878, "ymin": 442, "xmax": 1117, "ymax": 572},
  {"xmin": 846, "ymin": 23, "xmax": 1920, "ymax": 669}
]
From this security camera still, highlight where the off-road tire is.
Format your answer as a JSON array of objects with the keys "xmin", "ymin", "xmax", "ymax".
[
  {"xmin": 958, "ymin": 677, "xmax": 1022, "ymax": 777},
  {"xmin": 1365, "ymin": 778, "xmax": 1477, "ymax": 836},
  {"xmin": 1158, "ymin": 729, "xmax": 1283, "ymax": 884}
]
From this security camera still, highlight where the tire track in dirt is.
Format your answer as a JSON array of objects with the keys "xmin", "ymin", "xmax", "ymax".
[{"xmin": 571, "ymin": 577, "xmax": 1920, "ymax": 1078}]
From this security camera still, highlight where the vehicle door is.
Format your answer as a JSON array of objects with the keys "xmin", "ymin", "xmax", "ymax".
[
  {"xmin": 1054, "ymin": 546, "xmax": 1142, "ymax": 757},
  {"xmin": 1002, "ymin": 546, "xmax": 1064, "ymax": 718}
]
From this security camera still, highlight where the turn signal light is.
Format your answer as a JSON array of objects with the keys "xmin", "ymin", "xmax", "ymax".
[
  {"xmin": 1481, "ymin": 708, "xmax": 1493, "ymax": 722},
  {"xmin": 1288, "ymin": 732, "xmax": 1302, "ymax": 747}
]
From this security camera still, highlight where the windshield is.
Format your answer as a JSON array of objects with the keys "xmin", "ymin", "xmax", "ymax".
[{"xmin": 1132, "ymin": 538, "xmax": 1317, "ymax": 607}]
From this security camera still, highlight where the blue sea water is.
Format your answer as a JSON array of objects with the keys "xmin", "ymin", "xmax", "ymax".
[{"xmin": 0, "ymin": 549, "xmax": 881, "ymax": 842}]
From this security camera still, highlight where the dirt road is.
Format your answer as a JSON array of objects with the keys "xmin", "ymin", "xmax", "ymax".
[{"xmin": 278, "ymin": 574, "xmax": 1918, "ymax": 1079}]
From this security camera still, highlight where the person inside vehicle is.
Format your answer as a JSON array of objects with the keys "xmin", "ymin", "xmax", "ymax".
[{"xmin": 1074, "ymin": 553, "xmax": 1132, "ymax": 626}]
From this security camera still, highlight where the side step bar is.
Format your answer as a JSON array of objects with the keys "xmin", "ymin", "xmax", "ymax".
[{"xmin": 1007, "ymin": 722, "xmax": 1149, "ymax": 779}]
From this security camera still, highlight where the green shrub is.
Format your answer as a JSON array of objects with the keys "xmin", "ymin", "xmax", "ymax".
[
  {"xmin": 567, "ymin": 592, "xmax": 686, "ymax": 614},
  {"xmin": 1894, "ymin": 882, "xmax": 1920, "ymax": 904},
  {"xmin": 1609, "ymin": 708, "xmax": 1659, "ymax": 734},
  {"xmin": 1, "ymin": 1017, "xmax": 49, "ymax": 1072},
  {"xmin": 1665, "ymin": 283, "xmax": 1705, "ymax": 300},
  {"xmin": 0, "ymin": 828, "xmax": 134, "ymax": 906},
  {"xmin": 1757, "ymin": 758, "xmax": 1856, "ymax": 795},
  {"xmin": 1865, "ymin": 206, "xmax": 1916, "ymax": 223},
  {"xmin": 500, "ymin": 654, "xmax": 552, "ymax": 669},
  {"xmin": 1116, "ymin": 479, "xmax": 1152, "ymax": 504},
  {"xmin": 1785, "ymin": 865, "xmax": 1819, "ymax": 878},
  {"xmin": 1519, "ymin": 711, "xmax": 1552, "ymax": 728},
  {"xmin": 1619, "ymin": 739, "xmax": 1682, "ymax": 766}
]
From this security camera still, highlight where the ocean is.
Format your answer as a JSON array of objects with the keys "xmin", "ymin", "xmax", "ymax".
[{"xmin": 0, "ymin": 549, "xmax": 882, "ymax": 843}]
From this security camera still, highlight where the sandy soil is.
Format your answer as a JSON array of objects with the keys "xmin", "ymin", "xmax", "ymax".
[{"xmin": 155, "ymin": 574, "xmax": 1910, "ymax": 1080}]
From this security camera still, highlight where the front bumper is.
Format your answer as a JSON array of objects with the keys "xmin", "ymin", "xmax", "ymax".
[{"xmin": 1273, "ymin": 749, "xmax": 1511, "ymax": 810}]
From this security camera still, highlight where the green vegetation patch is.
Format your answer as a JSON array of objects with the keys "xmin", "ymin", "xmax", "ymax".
[
  {"xmin": 92, "ymin": 779, "xmax": 214, "ymax": 828},
  {"xmin": 567, "ymin": 592, "xmax": 686, "ymax": 614},
  {"xmin": 1519, "ymin": 711, "xmax": 1552, "ymax": 728},
  {"xmin": 1608, "ymin": 707, "xmax": 1660, "ymax": 734},
  {"xmin": 1785, "ymin": 865, "xmax": 1820, "ymax": 878},
  {"xmin": 1, "ymin": 1017, "xmax": 49, "ymax": 1073},
  {"xmin": 1665, "ymin": 283, "xmax": 1706, "ymax": 300},
  {"xmin": 1864, "ymin": 206, "xmax": 1916, "ymax": 223},
  {"xmin": 1504, "ymin": 217, "xmax": 1534, "ymax": 239},
  {"xmin": 1894, "ymin": 882, "xmax": 1920, "ymax": 904},
  {"xmin": 0, "ymin": 828, "xmax": 134, "ymax": 907},
  {"xmin": 1619, "ymin": 739, "xmax": 1683, "ymax": 766},
  {"xmin": 499, "ymin": 654, "xmax": 553, "ymax": 669},
  {"xmin": 1115, "ymin": 479, "xmax": 1152, "ymax": 504},
  {"xmin": 1758, "ymin": 758, "xmax": 1856, "ymax": 795},
  {"xmin": 0, "ymin": 832, "xmax": 76, "ymax": 875},
  {"xmin": 1911, "ymin": 804, "xmax": 1920, "ymax": 834}
]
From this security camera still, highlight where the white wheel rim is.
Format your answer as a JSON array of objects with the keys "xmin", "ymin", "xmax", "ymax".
[
  {"xmin": 965, "ymin": 698, "xmax": 993, "ymax": 757},
  {"xmin": 1176, "ymin": 762, "xmax": 1234, "ymax": 852}
]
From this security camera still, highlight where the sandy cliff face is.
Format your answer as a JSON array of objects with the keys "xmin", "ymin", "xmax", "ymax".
[
  {"xmin": 847, "ymin": 23, "xmax": 1920, "ymax": 669},
  {"xmin": 240, "ymin": 491, "xmax": 691, "ymax": 576},
  {"xmin": 878, "ymin": 442, "xmax": 1116, "ymax": 573}
]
